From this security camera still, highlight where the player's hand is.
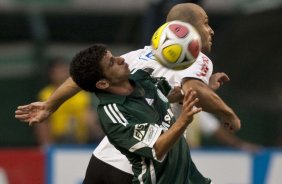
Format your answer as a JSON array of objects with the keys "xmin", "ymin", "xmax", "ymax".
[
  {"xmin": 209, "ymin": 72, "xmax": 230, "ymax": 91},
  {"xmin": 166, "ymin": 86, "xmax": 184, "ymax": 103},
  {"xmin": 178, "ymin": 88, "xmax": 202, "ymax": 125},
  {"xmin": 15, "ymin": 102, "xmax": 52, "ymax": 126}
]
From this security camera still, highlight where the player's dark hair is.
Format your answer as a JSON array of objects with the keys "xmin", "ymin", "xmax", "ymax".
[{"xmin": 69, "ymin": 44, "xmax": 107, "ymax": 92}]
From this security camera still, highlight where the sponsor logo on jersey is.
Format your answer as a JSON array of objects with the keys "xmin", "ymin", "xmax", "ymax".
[
  {"xmin": 147, "ymin": 51, "xmax": 155, "ymax": 60},
  {"xmin": 138, "ymin": 50, "xmax": 155, "ymax": 61},
  {"xmin": 160, "ymin": 109, "xmax": 174, "ymax": 132},
  {"xmin": 145, "ymin": 98, "xmax": 154, "ymax": 106},
  {"xmin": 143, "ymin": 125, "xmax": 159, "ymax": 145},
  {"xmin": 133, "ymin": 123, "xmax": 147, "ymax": 141},
  {"xmin": 133, "ymin": 124, "xmax": 160, "ymax": 146},
  {"xmin": 196, "ymin": 55, "xmax": 210, "ymax": 77}
]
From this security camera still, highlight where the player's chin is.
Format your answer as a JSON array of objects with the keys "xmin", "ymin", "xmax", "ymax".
[
  {"xmin": 207, "ymin": 44, "xmax": 212, "ymax": 53},
  {"xmin": 124, "ymin": 63, "xmax": 129, "ymax": 70},
  {"xmin": 125, "ymin": 67, "xmax": 131, "ymax": 74}
]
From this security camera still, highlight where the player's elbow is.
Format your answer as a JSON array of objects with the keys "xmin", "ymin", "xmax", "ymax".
[
  {"xmin": 182, "ymin": 78, "xmax": 207, "ymax": 93},
  {"xmin": 154, "ymin": 147, "xmax": 166, "ymax": 161}
]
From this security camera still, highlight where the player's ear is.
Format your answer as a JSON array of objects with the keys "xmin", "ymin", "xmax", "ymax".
[{"xmin": 96, "ymin": 79, "xmax": 109, "ymax": 90}]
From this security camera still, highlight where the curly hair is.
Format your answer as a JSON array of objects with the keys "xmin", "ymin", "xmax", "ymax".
[{"xmin": 69, "ymin": 44, "xmax": 107, "ymax": 92}]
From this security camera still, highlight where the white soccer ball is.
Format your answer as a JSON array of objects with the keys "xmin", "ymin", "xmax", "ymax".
[{"xmin": 151, "ymin": 20, "xmax": 202, "ymax": 70}]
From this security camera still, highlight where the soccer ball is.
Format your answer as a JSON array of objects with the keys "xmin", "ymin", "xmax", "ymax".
[{"xmin": 151, "ymin": 20, "xmax": 201, "ymax": 70}]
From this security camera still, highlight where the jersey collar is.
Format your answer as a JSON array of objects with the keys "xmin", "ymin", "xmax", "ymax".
[{"xmin": 97, "ymin": 78, "xmax": 145, "ymax": 105}]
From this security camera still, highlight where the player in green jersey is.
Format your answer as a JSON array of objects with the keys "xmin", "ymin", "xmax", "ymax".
[{"xmin": 69, "ymin": 43, "xmax": 211, "ymax": 184}]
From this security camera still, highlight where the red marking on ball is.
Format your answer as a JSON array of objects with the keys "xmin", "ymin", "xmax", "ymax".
[
  {"xmin": 169, "ymin": 24, "xmax": 189, "ymax": 38},
  {"xmin": 188, "ymin": 39, "xmax": 200, "ymax": 58}
]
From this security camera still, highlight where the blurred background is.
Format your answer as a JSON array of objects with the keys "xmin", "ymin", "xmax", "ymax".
[{"xmin": 0, "ymin": 0, "xmax": 281, "ymax": 183}]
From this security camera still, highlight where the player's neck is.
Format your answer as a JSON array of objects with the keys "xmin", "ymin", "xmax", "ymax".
[{"xmin": 106, "ymin": 80, "xmax": 134, "ymax": 96}]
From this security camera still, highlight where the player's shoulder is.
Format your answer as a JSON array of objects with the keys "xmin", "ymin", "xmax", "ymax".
[
  {"xmin": 182, "ymin": 52, "xmax": 213, "ymax": 72},
  {"xmin": 195, "ymin": 52, "xmax": 212, "ymax": 64}
]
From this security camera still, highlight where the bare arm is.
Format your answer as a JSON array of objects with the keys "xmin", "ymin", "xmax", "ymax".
[
  {"xmin": 15, "ymin": 77, "xmax": 81, "ymax": 125},
  {"xmin": 182, "ymin": 78, "xmax": 241, "ymax": 132},
  {"xmin": 167, "ymin": 72, "xmax": 230, "ymax": 103},
  {"xmin": 166, "ymin": 86, "xmax": 184, "ymax": 103},
  {"xmin": 154, "ymin": 89, "xmax": 202, "ymax": 160},
  {"xmin": 45, "ymin": 77, "xmax": 81, "ymax": 112},
  {"xmin": 213, "ymin": 127, "xmax": 261, "ymax": 152}
]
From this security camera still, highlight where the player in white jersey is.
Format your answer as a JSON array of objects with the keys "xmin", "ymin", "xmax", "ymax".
[
  {"xmin": 123, "ymin": 46, "xmax": 213, "ymax": 117},
  {"xmin": 15, "ymin": 3, "xmax": 240, "ymax": 184}
]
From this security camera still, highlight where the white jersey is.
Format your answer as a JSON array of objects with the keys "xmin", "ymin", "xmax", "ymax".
[
  {"xmin": 124, "ymin": 46, "xmax": 213, "ymax": 86},
  {"xmin": 94, "ymin": 46, "xmax": 214, "ymax": 174}
]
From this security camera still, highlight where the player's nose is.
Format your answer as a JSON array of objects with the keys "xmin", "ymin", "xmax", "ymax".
[
  {"xmin": 117, "ymin": 57, "xmax": 125, "ymax": 65},
  {"xmin": 210, "ymin": 27, "xmax": 214, "ymax": 37}
]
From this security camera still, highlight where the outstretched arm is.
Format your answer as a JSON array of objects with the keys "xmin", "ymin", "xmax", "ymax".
[
  {"xmin": 213, "ymin": 127, "xmax": 261, "ymax": 152},
  {"xmin": 182, "ymin": 78, "xmax": 241, "ymax": 132},
  {"xmin": 44, "ymin": 77, "xmax": 81, "ymax": 112},
  {"xmin": 15, "ymin": 77, "xmax": 81, "ymax": 125}
]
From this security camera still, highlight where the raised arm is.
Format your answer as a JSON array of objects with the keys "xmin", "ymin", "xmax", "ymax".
[
  {"xmin": 182, "ymin": 78, "xmax": 241, "ymax": 132},
  {"xmin": 45, "ymin": 77, "xmax": 81, "ymax": 111},
  {"xmin": 15, "ymin": 77, "xmax": 81, "ymax": 125},
  {"xmin": 154, "ymin": 89, "xmax": 201, "ymax": 160}
]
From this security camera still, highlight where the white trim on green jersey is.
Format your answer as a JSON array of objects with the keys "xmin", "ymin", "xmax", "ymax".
[
  {"xmin": 104, "ymin": 104, "xmax": 128, "ymax": 126},
  {"xmin": 94, "ymin": 136, "xmax": 133, "ymax": 174}
]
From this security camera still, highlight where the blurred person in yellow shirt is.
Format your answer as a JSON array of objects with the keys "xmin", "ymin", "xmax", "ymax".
[{"xmin": 35, "ymin": 57, "xmax": 104, "ymax": 147}]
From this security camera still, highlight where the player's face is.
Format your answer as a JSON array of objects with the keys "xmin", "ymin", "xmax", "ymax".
[
  {"xmin": 100, "ymin": 51, "xmax": 130, "ymax": 84},
  {"xmin": 194, "ymin": 9, "xmax": 214, "ymax": 54}
]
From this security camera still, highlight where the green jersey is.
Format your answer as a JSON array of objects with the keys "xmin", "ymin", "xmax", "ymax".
[{"xmin": 97, "ymin": 69, "xmax": 211, "ymax": 184}]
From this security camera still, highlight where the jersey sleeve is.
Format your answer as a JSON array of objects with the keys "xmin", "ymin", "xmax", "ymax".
[
  {"xmin": 175, "ymin": 52, "xmax": 213, "ymax": 85},
  {"xmin": 97, "ymin": 103, "xmax": 164, "ymax": 161}
]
